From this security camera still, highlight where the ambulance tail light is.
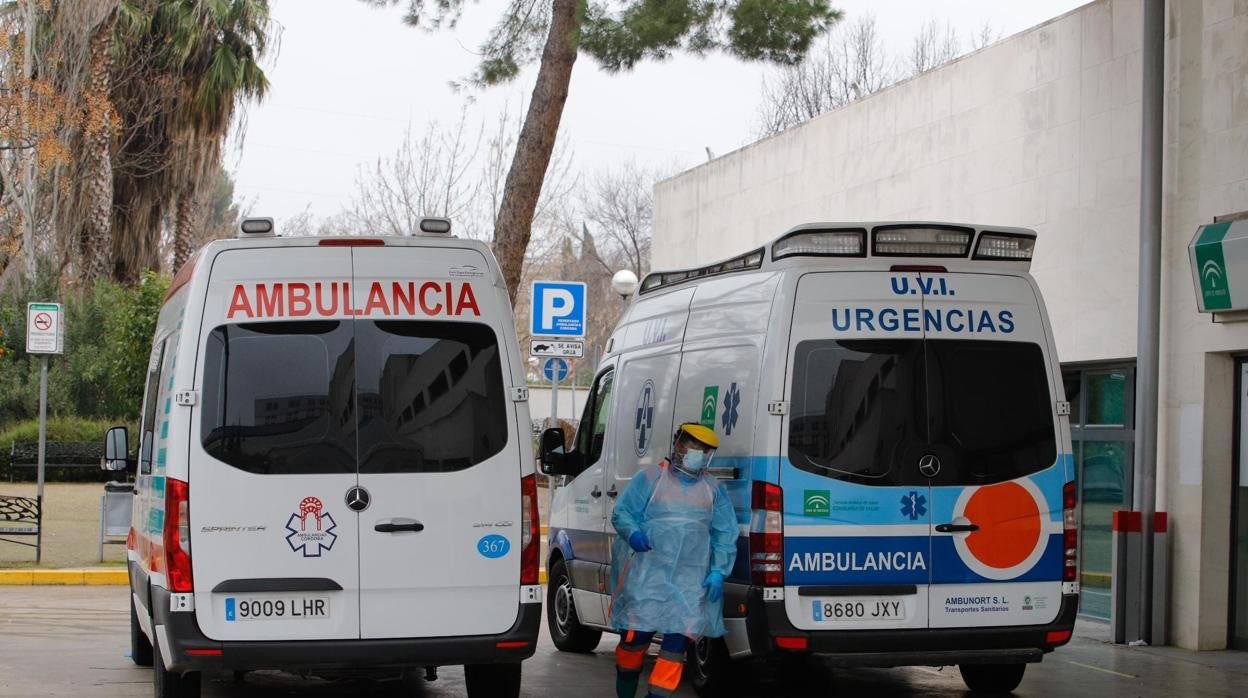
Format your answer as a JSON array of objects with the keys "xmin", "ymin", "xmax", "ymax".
[
  {"xmin": 750, "ymin": 482, "xmax": 784, "ymax": 587},
  {"xmin": 520, "ymin": 474, "xmax": 540, "ymax": 585},
  {"xmin": 164, "ymin": 478, "xmax": 193, "ymax": 593},
  {"xmin": 974, "ymin": 232, "xmax": 1036, "ymax": 260},
  {"xmin": 1063, "ymin": 480, "xmax": 1078, "ymax": 584},
  {"xmin": 772, "ymin": 229, "xmax": 866, "ymax": 259},
  {"xmin": 872, "ymin": 225, "xmax": 973, "ymax": 257}
]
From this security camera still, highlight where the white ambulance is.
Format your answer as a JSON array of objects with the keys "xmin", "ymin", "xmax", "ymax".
[
  {"xmin": 105, "ymin": 218, "xmax": 541, "ymax": 698},
  {"xmin": 540, "ymin": 222, "xmax": 1078, "ymax": 695}
]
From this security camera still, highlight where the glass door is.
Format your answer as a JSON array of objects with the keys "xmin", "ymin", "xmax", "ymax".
[
  {"xmin": 1062, "ymin": 365, "xmax": 1135, "ymax": 620},
  {"xmin": 1232, "ymin": 360, "xmax": 1248, "ymax": 650}
]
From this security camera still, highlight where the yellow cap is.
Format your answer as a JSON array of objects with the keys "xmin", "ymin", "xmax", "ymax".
[{"xmin": 677, "ymin": 423, "xmax": 720, "ymax": 449}]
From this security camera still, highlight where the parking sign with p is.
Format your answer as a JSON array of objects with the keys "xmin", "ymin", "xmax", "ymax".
[{"xmin": 531, "ymin": 281, "xmax": 586, "ymax": 337}]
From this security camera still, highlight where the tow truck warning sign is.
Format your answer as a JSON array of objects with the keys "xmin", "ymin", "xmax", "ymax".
[{"xmin": 226, "ymin": 281, "xmax": 480, "ymax": 319}]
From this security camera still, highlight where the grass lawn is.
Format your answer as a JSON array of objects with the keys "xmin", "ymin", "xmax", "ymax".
[{"xmin": 0, "ymin": 481, "xmax": 129, "ymax": 568}]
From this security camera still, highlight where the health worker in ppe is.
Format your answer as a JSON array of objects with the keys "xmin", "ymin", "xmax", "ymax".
[{"xmin": 609, "ymin": 423, "xmax": 737, "ymax": 698}]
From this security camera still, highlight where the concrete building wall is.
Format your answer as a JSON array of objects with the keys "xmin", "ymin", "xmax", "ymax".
[{"xmin": 652, "ymin": 0, "xmax": 1248, "ymax": 650}]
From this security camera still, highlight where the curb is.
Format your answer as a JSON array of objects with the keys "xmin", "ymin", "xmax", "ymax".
[
  {"xmin": 2, "ymin": 568, "xmax": 546, "ymax": 586},
  {"xmin": 0, "ymin": 569, "xmax": 129, "ymax": 585}
]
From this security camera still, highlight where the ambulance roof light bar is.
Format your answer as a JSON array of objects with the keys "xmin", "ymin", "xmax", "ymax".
[
  {"xmin": 639, "ymin": 247, "xmax": 765, "ymax": 295},
  {"xmin": 872, "ymin": 224, "xmax": 973, "ymax": 258},
  {"xmin": 238, "ymin": 217, "xmax": 275, "ymax": 238},
  {"xmin": 418, "ymin": 217, "xmax": 453, "ymax": 236},
  {"xmin": 772, "ymin": 228, "xmax": 866, "ymax": 259},
  {"xmin": 974, "ymin": 231, "xmax": 1036, "ymax": 261}
]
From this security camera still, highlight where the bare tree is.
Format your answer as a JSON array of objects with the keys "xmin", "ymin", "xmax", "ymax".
[
  {"xmin": 970, "ymin": 21, "xmax": 1001, "ymax": 51},
  {"xmin": 756, "ymin": 15, "xmax": 896, "ymax": 138},
  {"xmin": 350, "ymin": 113, "xmax": 482, "ymax": 237},
  {"xmin": 908, "ymin": 19, "xmax": 960, "ymax": 77},
  {"xmin": 577, "ymin": 161, "xmax": 657, "ymax": 279},
  {"xmin": 471, "ymin": 101, "xmax": 577, "ymax": 247}
]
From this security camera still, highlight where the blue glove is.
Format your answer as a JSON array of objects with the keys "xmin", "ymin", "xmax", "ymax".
[
  {"xmin": 703, "ymin": 570, "xmax": 725, "ymax": 602},
  {"xmin": 627, "ymin": 531, "xmax": 651, "ymax": 553}
]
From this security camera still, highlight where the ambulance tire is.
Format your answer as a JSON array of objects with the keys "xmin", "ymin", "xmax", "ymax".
[
  {"xmin": 152, "ymin": 638, "xmax": 201, "ymax": 698},
  {"xmin": 959, "ymin": 663, "xmax": 1026, "ymax": 693},
  {"xmin": 464, "ymin": 661, "xmax": 521, "ymax": 698},
  {"xmin": 129, "ymin": 594, "xmax": 153, "ymax": 667},
  {"xmin": 686, "ymin": 636, "xmax": 743, "ymax": 697},
  {"xmin": 547, "ymin": 558, "xmax": 602, "ymax": 653}
]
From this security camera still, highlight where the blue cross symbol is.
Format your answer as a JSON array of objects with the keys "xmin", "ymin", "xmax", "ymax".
[
  {"xmin": 634, "ymin": 381, "xmax": 654, "ymax": 455},
  {"xmin": 900, "ymin": 491, "xmax": 927, "ymax": 521},
  {"xmin": 722, "ymin": 383, "xmax": 741, "ymax": 435}
]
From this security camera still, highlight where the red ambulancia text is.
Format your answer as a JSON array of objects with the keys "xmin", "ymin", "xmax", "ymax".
[{"xmin": 226, "ymin": 281, "xmax": 480, "ymax": 319}]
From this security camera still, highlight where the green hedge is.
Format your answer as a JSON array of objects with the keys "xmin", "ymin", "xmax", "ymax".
[
  {"xmin": 0, "ymin": 416, "xmax": 132, "ymax": 446},
  {"xmin": 0, "ymin": 262, "xmax": 169, "ymax": 431}
]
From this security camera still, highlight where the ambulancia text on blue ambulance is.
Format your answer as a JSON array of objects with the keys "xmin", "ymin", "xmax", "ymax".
[{"xmin": 539, "ymin": 222, "xmax": 1078, "ymax": 696}]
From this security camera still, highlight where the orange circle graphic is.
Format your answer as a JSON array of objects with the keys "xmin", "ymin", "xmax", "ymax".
[{"xmin": 963, "ymin": 482, "xmax": 1042, "ymax": 569}]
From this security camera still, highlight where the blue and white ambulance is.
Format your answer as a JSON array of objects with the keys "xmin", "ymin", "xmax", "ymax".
[{"xmin": 540, "ymin": 222, "xmax": 1078, "ymax": 695}]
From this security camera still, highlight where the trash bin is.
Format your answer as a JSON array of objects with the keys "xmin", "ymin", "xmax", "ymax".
[{"xmin": 99, "ymin": 481, "xmax": 133, "ymax": 561}]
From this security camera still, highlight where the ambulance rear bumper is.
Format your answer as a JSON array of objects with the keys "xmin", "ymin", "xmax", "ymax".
[
  {"xmin": 734, "ymin": 585, "xmax": 1078, "ymax": 667},
  {"xmin": 152, "ymin": 586, "xmax": 540, "ymax": 673}
]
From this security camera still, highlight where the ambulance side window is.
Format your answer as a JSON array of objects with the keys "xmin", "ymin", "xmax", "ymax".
[
  {"xmin": 575, "ymin": 369, "xmax": 614, "ymax": 469},
  {"xmin": 138, "ymin": 341, "xmax": 166, "ymax": 475}
]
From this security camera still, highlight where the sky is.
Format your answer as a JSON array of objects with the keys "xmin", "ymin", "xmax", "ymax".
[{"xmin": 231, "ymin": 0, "xmax": 1092, "ymax": 226}]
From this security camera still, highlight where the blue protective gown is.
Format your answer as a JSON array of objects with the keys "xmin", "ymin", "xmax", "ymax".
[{"xmin": 609, "ymin": 460, "xmax": 738, "ymax": 639}]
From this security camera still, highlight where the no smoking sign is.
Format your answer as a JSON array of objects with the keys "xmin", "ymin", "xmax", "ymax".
[{"xmin": 26, "ymin": 303, "xmax": 64, "ymax": 355}]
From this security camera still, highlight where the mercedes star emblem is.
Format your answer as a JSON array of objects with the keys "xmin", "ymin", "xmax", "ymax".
[
  {"xmin": 345, "ymin": 486, "xmax": 371, "ymax": 512},
  {"xmin": 918, "ymin": 454, "xmax": 942, "ymax": 478}
]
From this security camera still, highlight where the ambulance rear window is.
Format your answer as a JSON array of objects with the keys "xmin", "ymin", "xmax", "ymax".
[
  {"xmin": 788, "ymin": 338, "xmax": 1056, "ymax": 486},
  {"xmin": 201, "ymin": 321, "xmax": 357, "ymax": 475},
  {"xmin": 200, "ymin": 319, "xmax": 509, "ymax": 475},
  {"xmin": 356, "ymin": 320, "xmax": 507, "ymax": 473}
]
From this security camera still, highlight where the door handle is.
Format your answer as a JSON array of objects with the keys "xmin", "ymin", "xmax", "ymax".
[
  {"xmin": 606, "ymin": 484, "xmax": 618, "ymax": 499},
  {"xmin": 935, "ymin": 523, "xmax": 979, "ymax": 533},
  {"xmin": 590, "ymin": 486, "xmax": 602, "ymax": 498},
  {"xmin": 375, "ymin": 521, "xmax": 425, "ymax": 533}
]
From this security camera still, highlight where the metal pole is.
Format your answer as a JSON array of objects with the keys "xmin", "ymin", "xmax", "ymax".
[
  {"xmin": 550, "ymin": 363, "xmax": 560, "ymax": 428},
  {"xmin": 1133, "ymin": 0, "xmax": 1165, "ymax": 645},
  {"xmin": 36, "ymin": 355, "xmax": 48, "ymax": 564}
]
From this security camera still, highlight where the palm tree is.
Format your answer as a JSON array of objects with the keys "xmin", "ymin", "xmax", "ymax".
[
  {"xmin": 158, "ymin": 0, "xmax": 271, "ymax": 270},
  {"xmin": 79, "ymin": 3, "xmax": 122, "ymax": 283},
  {"xmin": 107, "ymin": 0, "xmax": 270, "ymax": 282}
]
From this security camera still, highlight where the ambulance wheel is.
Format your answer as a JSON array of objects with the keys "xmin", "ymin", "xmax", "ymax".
[
  {"xmin": 959, "ymin": 663, "xmax": 1026, "ymax": 693},
  {"xmin": 464, "ymin": 661, "xmax": 520, "ymax": 698},
  {"xmin": 152, "ymin": 638, "xmax": 201, "ymax": 698},
  {"xmin": 547, "ymin": 558, "xmax": 602, "ymax": 653},
  {"xmin": 687, "ymin": 637, "xmax": 742, "ymax": 697},
  {"xmin": 129, "ymin": 594, "xmax": 153, "ymax": 667}
]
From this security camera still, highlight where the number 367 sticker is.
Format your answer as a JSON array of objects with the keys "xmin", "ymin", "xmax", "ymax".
[{"xmin": 477, "ymin": 534, "xmax": 511, "ymax": 559}]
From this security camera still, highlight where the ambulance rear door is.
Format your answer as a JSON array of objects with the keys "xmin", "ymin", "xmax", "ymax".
[
  {"xmin": 193, "ymin": 246, "xmax": 361, "ymax": 642},
  {"xmin": 781, "ymin": 270, "xmax": 931, "ymax": 632},
  {"xmin": 922, "ymin": 272, "xmax": 1065, "ymax": 629},
  {"xmin": 352, "ymin": 245, "xmax": 524, "ymax": 639}
]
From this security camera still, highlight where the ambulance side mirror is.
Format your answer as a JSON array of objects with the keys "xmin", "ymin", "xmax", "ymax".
[
  {"xmin": 539, "ymin": 428, "xmax": 570, "ymax": 475},
  {"xmin": 102, "ymin": 426, "xmax": 134, "ymax": 473}
]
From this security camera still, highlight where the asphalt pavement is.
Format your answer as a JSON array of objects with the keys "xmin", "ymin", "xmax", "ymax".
[{"xmin": 1, "ymin": 586, "xmax": 1246, "ymax": 697}]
